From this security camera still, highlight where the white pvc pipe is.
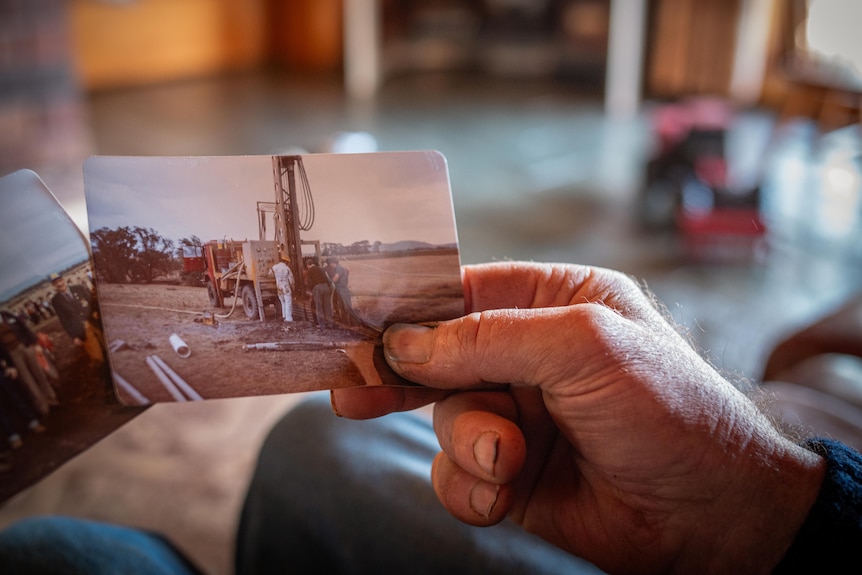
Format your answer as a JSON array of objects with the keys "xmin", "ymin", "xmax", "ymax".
[
  {"xmin": 114, "ymin": 372, "xmax": 150, "ymax": 405},
  {"xmin": 150, "ymin": 355, "xmax": 203, "ymax": 401},
  {"xmin": 169, "ymin": 333, "xmax": 191, "ymax": 358},
  {"xmin": 146, "ymin": 355, "xmax": 187, "ymax": 402}
]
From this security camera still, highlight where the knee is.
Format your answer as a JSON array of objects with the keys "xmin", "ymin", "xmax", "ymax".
[
  {"xmin": 0, "ymin": 516, "xmax": 200, "ymax": 575},
  {"xmin": 247, "ymin": 392, "xmax": 439, "ymax": 501},
  {"xmin": 253, "ymin": 393, "xmax": 344, "ymax": 475},
  {"xmin": 0, "ymin": 516, "xmax": 78, "ymax": 554}
]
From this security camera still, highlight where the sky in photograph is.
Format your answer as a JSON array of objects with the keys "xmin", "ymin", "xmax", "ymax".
[
  {"xmin": 83, "ymin": 151, "xmax": 459, "ymax": 249},
  {"xmin": 0, "ymin": 170, "xmax": 91, "ymax": 302}
]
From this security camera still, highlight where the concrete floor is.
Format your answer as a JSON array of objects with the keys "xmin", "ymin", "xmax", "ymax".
[{"xmin": 2, "ymin": 70, "xmax": 862, "ymax": 574}]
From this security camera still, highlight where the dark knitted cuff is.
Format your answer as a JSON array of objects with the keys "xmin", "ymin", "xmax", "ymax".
[{"xmin": 772, "ymin": 438, "xmax": 862, "ymax": 573}]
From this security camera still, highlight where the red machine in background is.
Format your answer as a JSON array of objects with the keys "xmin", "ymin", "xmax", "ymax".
[{"xmin": 640, "ymin": 98, "xmax": 767, "ymax": 263}]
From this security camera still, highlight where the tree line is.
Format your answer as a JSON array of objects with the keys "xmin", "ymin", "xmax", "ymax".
[
  {"xmin": 322, "ymin": 240, "xmax": 383, "ymax": 257},
  {"xmin": 90, "ymin": 226, "xmax": 202, "ymax": 284},
  {"xmin": 91, "ymin": 226, "xmax": 388, "ymax": 284}
]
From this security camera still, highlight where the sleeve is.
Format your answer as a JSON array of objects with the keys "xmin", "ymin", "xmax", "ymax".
[{"xmin": 772, "ymin": 438, "xmax": 862, "ymax": 573}]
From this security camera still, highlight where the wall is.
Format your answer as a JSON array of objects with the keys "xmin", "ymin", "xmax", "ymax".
[
  {"xmin": 645, "ymin": 0, "xmax": 742, "ymax": 98},
  {"xmin": 268, "ymin": 0, "xmax": 342, "ymax": 72},
  {"xmin": 70, "ymin": 0, "xmax": 342, "ymax": 91}
]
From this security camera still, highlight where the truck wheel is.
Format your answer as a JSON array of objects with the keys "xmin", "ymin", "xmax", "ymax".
[{"xmin": 241, "ymin": 285, "xmax": 259, "ymax": 319}]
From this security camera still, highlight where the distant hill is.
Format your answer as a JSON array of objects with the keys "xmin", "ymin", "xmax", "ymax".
[{"xmin": 379, "ymin": 241, "xmax": 457, "ymax": 252}]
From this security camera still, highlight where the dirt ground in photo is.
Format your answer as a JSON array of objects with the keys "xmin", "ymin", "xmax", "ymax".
[{"xmin": 97, "ymin": 252, "xmax": 464, "ymax": 404}]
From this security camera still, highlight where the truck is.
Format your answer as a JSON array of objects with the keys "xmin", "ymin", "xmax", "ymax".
[{"xmin": 201, "ymin": 156, "xmax": 321, "ymax": 322}]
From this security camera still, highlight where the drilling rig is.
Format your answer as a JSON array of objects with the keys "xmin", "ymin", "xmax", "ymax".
[
  {"xmin": 201, "ymin": 155, "xmax": 320, "ymax": 321},
  {"xmin": 188, "ymin": 155, "xmax": 395, "ymax": 386}
]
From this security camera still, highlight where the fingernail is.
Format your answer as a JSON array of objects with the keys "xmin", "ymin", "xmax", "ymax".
[
  {"xmin": 383, "ymin": 324, "xmax": 435, "ymax": 364},
  {"xmin": 470, "ymin": 482, "xmax": 500, "ymax": 519},
  {"xmin": 473, "ymin": 431, "xmax": 499, "ymax": 476}
]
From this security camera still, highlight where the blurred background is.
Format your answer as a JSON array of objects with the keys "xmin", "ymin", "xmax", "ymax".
[{"xmin": 1, "ymin": 1, "xmax": 862, "ymax": 573}]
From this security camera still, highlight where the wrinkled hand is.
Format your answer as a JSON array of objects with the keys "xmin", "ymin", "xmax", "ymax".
[{"xmin": 332, "ymin": 262, "xmax": 824, "ymax": 574}]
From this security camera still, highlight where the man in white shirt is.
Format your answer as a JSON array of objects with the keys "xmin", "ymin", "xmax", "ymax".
[{"xmin": 270, "ymin": 255, "xmax": 295, "ymax": 322}]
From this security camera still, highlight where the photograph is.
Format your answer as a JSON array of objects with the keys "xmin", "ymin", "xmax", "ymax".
[
  {"xmin": 0, "ymin": 169, "xmax": 145, "ymax": 504},
  {"xmin": 84, "ymin": 152, "xmax": 464, "ymax": 405}
]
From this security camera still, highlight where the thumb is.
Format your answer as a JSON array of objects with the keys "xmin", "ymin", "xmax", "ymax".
[{"xmin": 382, "ymin": 304, "xmax": 630, "ymax": 391}]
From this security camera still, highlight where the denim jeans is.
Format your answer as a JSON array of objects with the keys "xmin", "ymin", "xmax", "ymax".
[{"xmin": 0, "ymin": 515, "xmax": 201, "ymax": 574}]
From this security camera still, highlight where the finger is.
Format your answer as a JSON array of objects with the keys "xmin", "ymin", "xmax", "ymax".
[
  {"xmin": 462, "ymin": 262, "xmax": 653, "ymax": 319},
  {"xmin": 383, "ymin": 303, "xmax": 634, "ymax": 390},
  {"xmin": 431, "ymin": 451, "xmax": 513, "ymax": 526},
  {"xmin": 432, "ymin": 391, "xmax": 526, "ymax": 484},
  {"xmin": 463, "ymin": 261, "xmax": 589, "ymax": 311},
  {"xmin": 330, "ymin": 386, "xmax": 449, "ymax": 419}
]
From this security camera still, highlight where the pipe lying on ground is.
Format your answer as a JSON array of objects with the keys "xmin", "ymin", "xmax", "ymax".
[
  {"xmin": 169, "ymin": 333, "xmax": 191, "ymax": 358},
  {"xmin": 150, "ymin": 354, "xmax": 203, "ymax": 401},
  {"xmin": 146, "ymin": 355, "xmax": 187, "ymax": 402},
  {"xmin": 242, "ymin": 341, "xmax": 356, "ymax": 352},
  {"xmin": 114, "ymin": 372, "xmax": 149, "ymax": 405},
  {"xmin": 242, "ymin": 340, "xmax": 400, "ymax": 387}
]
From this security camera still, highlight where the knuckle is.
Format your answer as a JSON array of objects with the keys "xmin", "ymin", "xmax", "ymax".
[{"xmin": 453, "ymin": 310, "xmax": 510, "ymax": 365}]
